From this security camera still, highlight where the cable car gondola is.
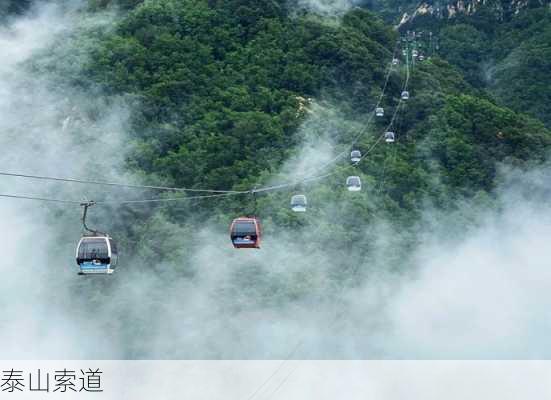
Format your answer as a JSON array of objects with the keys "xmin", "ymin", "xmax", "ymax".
[
  {"xmin": 401, "ymin": 91, "xmax": 410, "ymax": 100},
  {"xmin": 291, "ymin": 194, "xmax": 307, "ymax": 212},
  {"xmin": 350, "ymin": 150, "xmax": 362, "ymax": 164},
  {"xmin": 230, "ymin": 217, "xmax": 261, "ymax": 249},
  {"xmin": 385, "ymin": 131, "xmax": 396, "ymax": 143},
  {"xmin": 392, "ymin": 58, "xmax": 399, "ymax": 66},
  {"xmin": 346, "ymin": 176, "xmax": 362, "ymax": 192},
  {"xmin": 75, "ymin": 201, "xmax": 118, "ymax": 275},
  {"xmin": 375, "ymin": 107, "xmax": 384, "ymax": 117},
  {"xmin": 76, "ymin": 235, "xmax": 118, "ymax": 275}
]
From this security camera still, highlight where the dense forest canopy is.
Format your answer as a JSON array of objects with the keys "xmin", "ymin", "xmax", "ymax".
[
  {"xmin": 395, "ymin": 1, "xmax": 551, "ymax": 126},
  {"xmin": 65, "ymin": 1, "xmax": 550, "ymax": 221},
  {"xmin": 10, "ymin": 0, "xmax": 548, "ymax": 268}
]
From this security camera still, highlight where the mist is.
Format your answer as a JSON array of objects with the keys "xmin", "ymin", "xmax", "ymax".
[
  {"xmin": 1, "ymin": 1, "xmax": 551, "ymax": 361},
  {"xmin": 0, "ymin": 1, "xmax": 135, "ymax": 358},
  {"xmin": 292, "ymin": 0, "xmax": 364, "ymax": 16}
]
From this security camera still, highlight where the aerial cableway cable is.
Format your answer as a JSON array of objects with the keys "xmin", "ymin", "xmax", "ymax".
[
  {"xmin": 0, "ymin": 39, "xmax": 412, "ymax": 207},
  {"xmin": 241, "ymin": 39, "xmax": 415, "ymax": 400},
  {"xmin": 0, "ymin": 193, "xmax": 82, "ymax": 204},
  {"xmin": 248, "ymin": 41, "xmax": 409, "ymax": 195},
  {"xmin": 291, "ymin": 40, "xmax": 402, "ymax": 181},
  {"xmin": 0, "ymin": 44, "xmax": 400, "ymax": 203},
  {"xmin": 0, "ymin": 191, "xmax": 239, "ymax": 205},
  {"xmin": 0, "ymin": 171, "xmax": 247, "ymax": 194},
  {"xmin": 269, "ymin": 43, "xmax": 410, "ymax": 189},
  {"xmin": 241, "ymin": 39, "xmax": 402, "ymax": 197}
]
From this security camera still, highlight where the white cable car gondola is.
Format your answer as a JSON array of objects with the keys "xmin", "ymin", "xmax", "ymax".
[
  {"xmin": 76, "ymin": 235, "xmax": 118, "ymax": 275},
  {"xmin": 76, "ymin": 201, "xmax": 118, "ymax": 275},
  {"xmin": 350, "ymin": 150, "xmax": 362, "ymax": 164},
  {"xmin": 290, "ymin": 194, "xmax": 307, "ymax": 212},
  {"xmin": 385, "ymin": 131, "xmax": 395, "ymax": 143},
  {"xmin": 346, "ymin": 176, "xmax": 362, "ymax": 192},
  {"xmin": 401, "ymin": 91, "xmax": 410, "ymax": 100},
  {"xmin": 375, "ymin": 107, "xmax": 384, "ymax": 117},
  {"xmin": 392, "ymin": 58, "xmax": 399, "ymax": 66},
  {"xmin": 418, "ymin": 54, "xmax": 425, "ymax": 61},
  {"xmin": 412, "ymin": 49, "xmax": 418, "ymax": 58}
]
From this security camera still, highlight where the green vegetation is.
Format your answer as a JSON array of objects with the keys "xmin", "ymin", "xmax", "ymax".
[
  {"xmin": 27, "ymin": 0, "xmax": 551, "ymax": 268},
  {"xmin": 82, "ymin": 0, "xmax": 395, "ymax": 198},
  {"xmin": 402, "ymin": 3, "xmax": 551, "ymax": 127}
]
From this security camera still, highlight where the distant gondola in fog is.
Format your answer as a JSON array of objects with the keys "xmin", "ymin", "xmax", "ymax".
[
  {"xmin": 346, "ymin": 176, "xmax": 362, "ymax": 192},
  {"xmin": 291, "ymin": 194, "xmax": 307, "ymax": 212}
]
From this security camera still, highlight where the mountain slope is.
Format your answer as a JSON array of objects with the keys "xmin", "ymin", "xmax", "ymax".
[
  {"xmin": 393, "ymin": 1, "xmax": 551, "ymax": 127},
  {"xmin": 22, "ymin": 0, "xmax": 547, "ymax": 267}
]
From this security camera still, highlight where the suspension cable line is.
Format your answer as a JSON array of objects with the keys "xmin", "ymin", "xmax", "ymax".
[
  {"xmin": 242, "ymin": 38, "xmax": 415, "ymax": 400},
  {"xmin": 0, "ymin": 191, "xmax": 241, "ymax": 207},
  {"xmin": 0, "ymin": 39, "xmax": 413, "ymax": 208},
  {"xmin": 0, "ymin": 193, "xmax": 82, "ymax": 204},
  {"xmin": 243, "ymin": 41, "xmax": 403, "ymax": 196},
  {"xmin": 292, "ymin": 40, "xmax": 402, "ymax": 181},
  {"xmin": 0, "ymin": 171, "xmax": 246, "ymax": 194}
]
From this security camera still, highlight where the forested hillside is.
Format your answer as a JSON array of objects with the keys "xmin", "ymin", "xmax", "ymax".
[
  {"xmin": 32, "ymin": 0, "xmax": 549, "ymax": 261},
  {"xmin": 0, "ymin": 0, "xmax": 548, "ymax": 273},
  {"xmin": 390, "ymin": 0, "xmax": 551, "ymax": 127}
]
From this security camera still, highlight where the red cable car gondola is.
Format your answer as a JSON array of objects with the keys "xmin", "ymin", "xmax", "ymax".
[{"xmin": 230, "ymin": 217, "xmax": 261, "ymax": 249}]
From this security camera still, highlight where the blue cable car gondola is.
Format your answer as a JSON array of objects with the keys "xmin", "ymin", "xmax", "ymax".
[
  {"xmin": 76, "ymin": 201, "xmax": 118, "ymax": 275},
  {"xmin": 76, "ymin": 235, "xmax": 118, "ymax": 274}
]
